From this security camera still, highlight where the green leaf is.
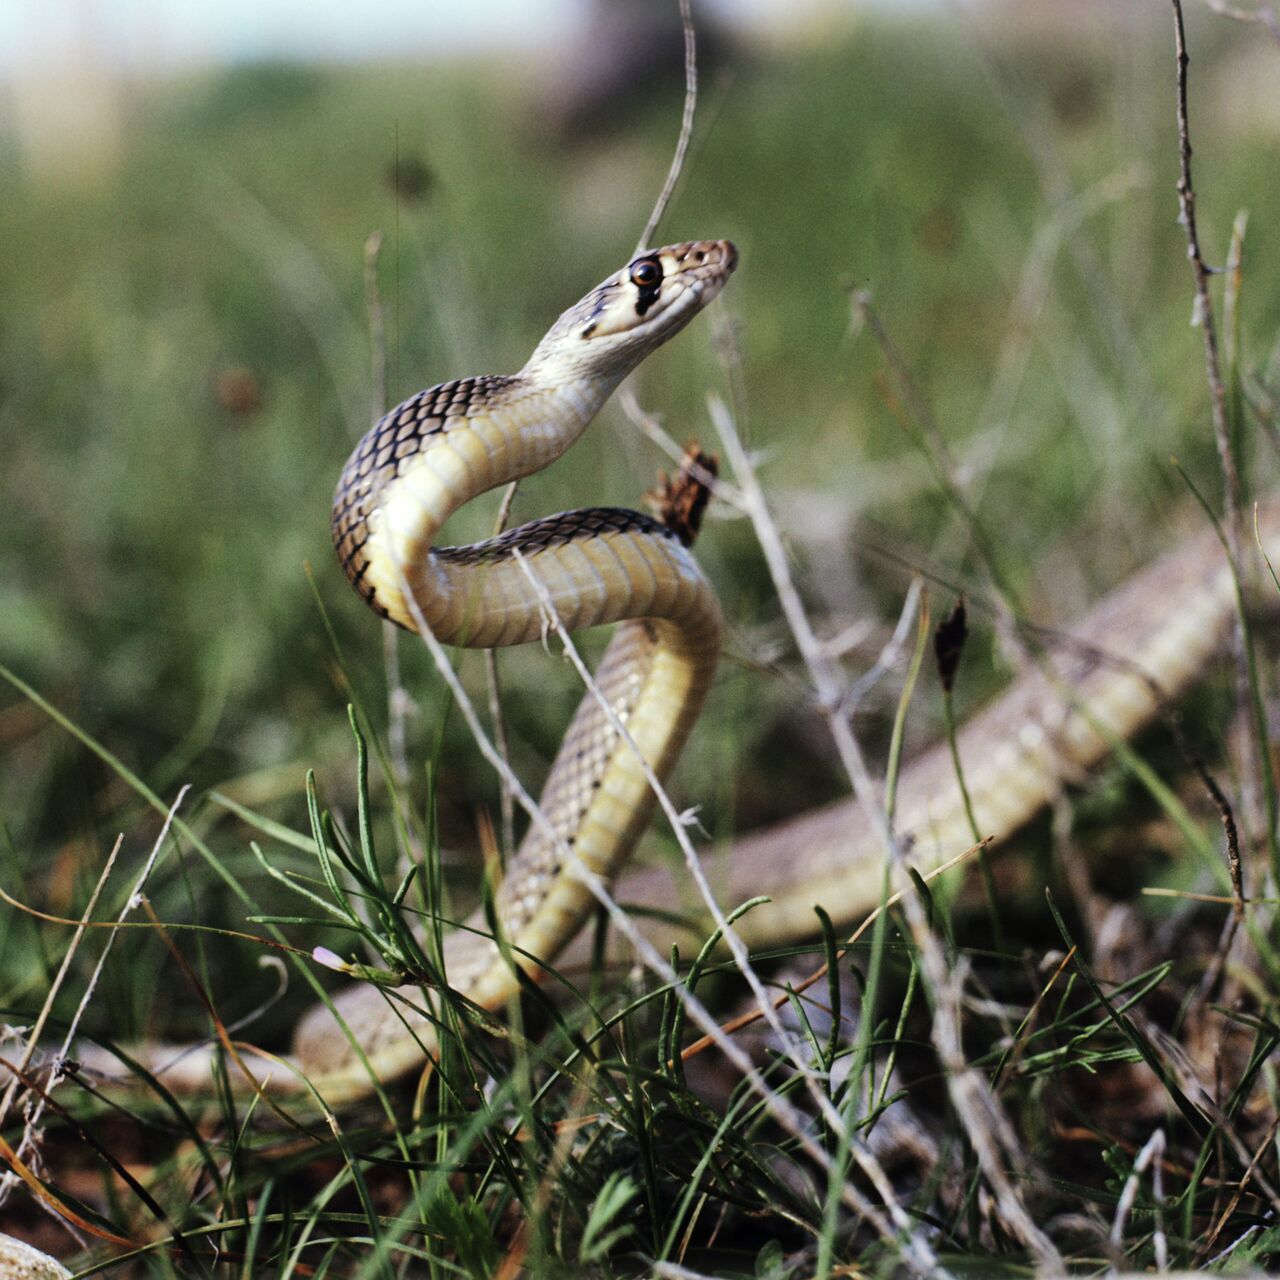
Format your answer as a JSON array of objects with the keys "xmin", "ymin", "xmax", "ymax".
[{"xmin": 579, "ymin": 1170, "xmax": 639, "ymax": 1264}]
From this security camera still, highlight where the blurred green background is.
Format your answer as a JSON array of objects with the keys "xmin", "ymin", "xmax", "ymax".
[{"xmin": 2, "ymin": 2, "xmax": 1278, "ymax": 1028}]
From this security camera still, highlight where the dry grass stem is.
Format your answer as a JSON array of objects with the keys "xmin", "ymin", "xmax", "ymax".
[
  {"xmin": 485, "ymin": 479, "xmax": 522, "ymax": 861},
  {"xmin": 1110, "ymin": 1128, "xmax": 1167, "ymax": 1268},
  {"xmin": 635, "ymin": 0, "xmax": 698, "ymax": 254},
  {"xmin": 1169, "ymin": 0, "xmax": 1244, "ymax": 558},
  {"xmin": 708, "ymin": 390, "xmax": 1064, "ymax": 1267},
  {"xmin": 842, "ymin": 579, "xmax": 923, "ymax": 715},
  {"xmin": 1170, "ymin": 0, "xmax": 1275, "ymax": 900}
]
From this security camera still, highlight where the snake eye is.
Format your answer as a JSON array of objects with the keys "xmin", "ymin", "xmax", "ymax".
[{"xmin": 629, "ymin": 258, "xmax": 663, "ymax": 290}]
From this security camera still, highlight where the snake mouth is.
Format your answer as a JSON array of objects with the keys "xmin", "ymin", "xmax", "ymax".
[{"xmin": 664, "ymin": 238, "xmax": 737, "ymax": 309}]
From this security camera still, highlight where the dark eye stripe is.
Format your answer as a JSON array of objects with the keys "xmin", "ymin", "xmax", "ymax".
[
  {"xmin": 635, "ymin": 288, "xmax": 660, "ymax": 317},
  {"xmin": 630, "ymin": 258, "xmax": 663, "ymax": 316}
]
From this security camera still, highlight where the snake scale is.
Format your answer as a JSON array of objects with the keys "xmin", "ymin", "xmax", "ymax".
[{"xmin": 3, "ymin": 240, "xmax": 1279, "ymax": 1274}]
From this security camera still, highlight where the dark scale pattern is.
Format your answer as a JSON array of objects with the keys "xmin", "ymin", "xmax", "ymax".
[
  {"xmin": 435, "ymin": 507, "xmax": 679, "ymax": 567},
  {"xmin": 331, "ymin": 374, "xmax": 519, "ymax": 611},
  {"xmin": 494, "ymin": 619, "xmax": 660, "ymax": 931}
]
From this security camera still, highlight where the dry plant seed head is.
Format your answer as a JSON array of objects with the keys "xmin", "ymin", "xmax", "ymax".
[
  {"xmin": 648, "ymin": 443, "xmax": 719, "ymax": 546},
  {"xmin": 522, "ymin": 239, "xmax": 737, "ymax": 382},
  {"xmin": 935, "ymin": 597, "xmax": 968, "ymax": 695}
]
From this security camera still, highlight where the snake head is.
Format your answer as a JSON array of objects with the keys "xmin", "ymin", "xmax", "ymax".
[{"xmin": 522, "ymin": 239, "xmax": 737, "ymax": 382}]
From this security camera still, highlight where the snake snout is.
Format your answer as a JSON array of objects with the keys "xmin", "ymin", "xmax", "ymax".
[{"xmin": 667, "ymin": 238, "xmax": 737, "ymax": 276}]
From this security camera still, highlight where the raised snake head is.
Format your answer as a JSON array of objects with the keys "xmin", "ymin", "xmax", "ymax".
[{"xmin": 521, "ymin": 238, "xmax": 737, "ymax": 384}]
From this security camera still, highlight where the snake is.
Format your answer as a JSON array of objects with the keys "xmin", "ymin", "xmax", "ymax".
[
  {"xmin": 298, "ymin": 237, "xmax": 733, "ymax": 1096},
  {"xmin": 21, "ymin": 239, "xmax": 734, "ymax": 1110},
  {"xmin": 3, "ymin": 240, "xmax": 1279, "ymax": 1272}
]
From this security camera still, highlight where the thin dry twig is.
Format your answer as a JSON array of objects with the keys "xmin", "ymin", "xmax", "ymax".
[
  {"xmin": 635, "ymin": 0, "xmax": 698, "ymax": 255},
  {"xmin": 1170, "ymin": 0, "xmax": 1244, "ymax": 556},
  {"xmin": 1223, "ymin": 210, "xmax": 1249, "ymax": 385},
  {"xmin": 842, "ymin": 578, "xmax": 923, "ymax": 715},
  {"xmin": 485, "ymin": 479, "xmax": 522, "ymax": 862},
  {"xmin": 1169, "ymin": 0, "xmax": 1274, "ymax": 894},
  {"xmin": 365, "ymin": 231, "xmax": 414, "ymax": 789},
  {"xmin": 708, "ymin": 391, "xmax": 1064, "ymax": 1271},
  {"xmin": 1111, "ymin": 1128, "xmax": 1167, "ymax": 1269}
]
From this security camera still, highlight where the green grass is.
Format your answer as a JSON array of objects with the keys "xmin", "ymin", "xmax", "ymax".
[{"xmin": 2, "ymin": 8, "xmax": 1280, "ymax": 1275}]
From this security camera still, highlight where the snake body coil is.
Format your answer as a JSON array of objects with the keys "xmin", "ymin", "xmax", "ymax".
[{"xmin": 295, "ymin": 240, "xmax": 736, "ymax": 1098}]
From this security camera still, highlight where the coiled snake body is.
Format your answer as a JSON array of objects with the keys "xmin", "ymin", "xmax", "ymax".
[
  {"xmin": 295, "ymin": 238, "xmax": 735, "ymax": 1095},
  {"xmin": 48, "ymin": 240, "xmax": 735, "ymax": 1108}
]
